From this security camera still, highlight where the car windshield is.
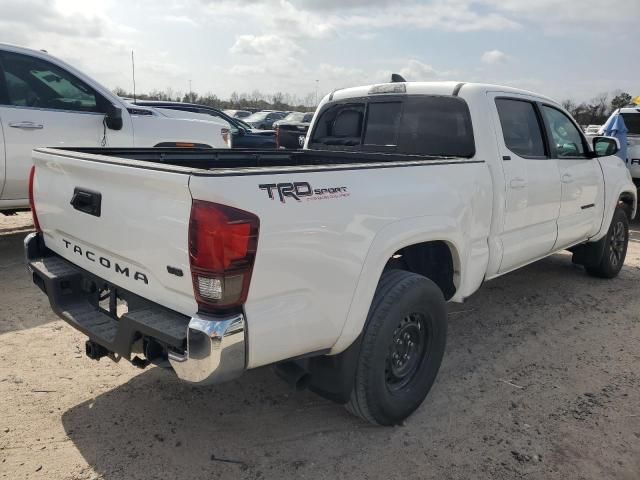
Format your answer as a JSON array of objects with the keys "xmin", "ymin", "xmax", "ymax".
[
  {"xmin": 621, "ymin": 113, "xmax": 640, "ymax": 135},
  {"xmin": 245, "ymin": 112, "xmax": 269, "ymax": 122},
  {"xmin": 303, "ymin": 113, "xmax": 314, "ymax": 122},
  {"xmin": 283, "ymin": 112, "xmax": 304, "ymax": 122}
]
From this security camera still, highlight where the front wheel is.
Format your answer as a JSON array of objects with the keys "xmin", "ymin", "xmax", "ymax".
[
  {"xmin": 345, "ymin": 270, "xmax": 447, "ymax": 425},
  {"xmin": 586, "ymin": 207, "xmax": 629, "ymax": 278}
]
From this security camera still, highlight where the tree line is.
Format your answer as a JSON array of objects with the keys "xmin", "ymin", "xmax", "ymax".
[
  {"xmin": 561, "ymin": 91, "xmax": 633, "ymax": 126},
  {"xmin": 112, "ymin": 86, "xmax": 636, "ymax": 124},
  {"xmin": 112, "ymin": 87, "xmax": 318, "ymax": 112}
]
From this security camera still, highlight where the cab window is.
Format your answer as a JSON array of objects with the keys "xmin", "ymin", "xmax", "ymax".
[
  {"xmin": 495, "ymin": 98, "xmax": 546, "ymax": 158},
  {"xmin": 0, "ymin": 51, "xmax": 99, "ymax": 113},
  {"xmin": 541, "ymin": 105, "xmax": 587, "ymax": 158},
  {"xmin": 310, "ymin": 96, "xmax": 475, "ymax": 157}
]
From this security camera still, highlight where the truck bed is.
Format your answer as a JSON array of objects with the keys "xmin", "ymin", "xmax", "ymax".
[{"xmin": 51, "ymin": 147, "xmax": 469, "ymax": 172}]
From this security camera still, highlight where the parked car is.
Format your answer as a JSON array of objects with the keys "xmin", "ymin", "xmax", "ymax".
[
  {"xmin": 133, "ymin": 101, "xmax": 276, "ymax": 149},
  {"xmin": 224, "ymin": 109, "xmax": 252, "ymax": 119},
  {"xmin": 244, "ymin": 110, "xmax": 288, "ymax": 129},
  {"xmin": 584, "ymin": 125, "xmax": 601, "ymax": 135},
  {"xmin": 0, "ymin": 43, "xmax": 230, "ymax": 214},
  {"xmin": 26, "ymin": 80, "xmax": 635, "ymax": 426},
  {"xmin": 275, "ymin": 112, "xmax": 315, "ymax": 149}
]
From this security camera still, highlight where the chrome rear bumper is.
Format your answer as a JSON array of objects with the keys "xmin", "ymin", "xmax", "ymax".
[{"xmin": 168, "ymin": 313, "xmax": 245, "ymax": 385}]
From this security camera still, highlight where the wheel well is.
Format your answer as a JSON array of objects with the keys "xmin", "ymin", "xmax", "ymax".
[
  {"xmin": 618, "ymin": 192, "xmax": 634, "ymax": 220},
  {"xmin": 383, "ymin": 241, "xmax": 457, "ymax": 300}
]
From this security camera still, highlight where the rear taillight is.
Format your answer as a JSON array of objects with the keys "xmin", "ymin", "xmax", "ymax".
[
  {"xmin": 275, "ymin": 126, "xmax": 280, "ymax": 148},
  {"xmin": 28, "ymin": 166, "xmax": 41, "ymax": 233},
  {"xmin": 221, "ymin": 128, "xmax": 232, "ymax": 148},
  {"xmin": 189, "ymin": 200, "xmax": 259, "ymax": 312}
]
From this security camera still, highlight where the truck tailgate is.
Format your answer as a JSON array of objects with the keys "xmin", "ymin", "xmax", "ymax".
[{"xmin": 32, "ymin": 149, "xmax": 197, "ymax": 316}]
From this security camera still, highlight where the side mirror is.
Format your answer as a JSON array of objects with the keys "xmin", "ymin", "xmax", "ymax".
[
  {"xmin": 591, "ymin": 136, "xmax": 619, "ymax": 157},
  {"xmin": 104, "ymin": 104, "xmax": 123, "ymax": 131}
]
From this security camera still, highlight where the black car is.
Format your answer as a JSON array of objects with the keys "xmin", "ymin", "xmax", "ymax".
[
  {"xmin": 275, "ymin": 112, "xmax": 315, "ymax": 149},
  {"xmin": 243, "ymin": 110, "xmax": 288, "ymax": 129},
  {"xmin": 134, "ymin": 101, "xmax": 276, "ymax": 149}
]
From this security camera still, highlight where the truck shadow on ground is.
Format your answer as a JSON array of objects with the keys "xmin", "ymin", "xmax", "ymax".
[
  {"xmin": 60, "ymin": 229, "xmax": 640, "ymax": 479},
  {"xmin": 0, "ymin": 230, "xmax": 55, "ymax": 334}
]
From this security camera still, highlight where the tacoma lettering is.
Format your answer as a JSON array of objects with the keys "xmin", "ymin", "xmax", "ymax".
[{"xmin": 62, "ymin": 239, "xmax": 148, "ymax": 285}]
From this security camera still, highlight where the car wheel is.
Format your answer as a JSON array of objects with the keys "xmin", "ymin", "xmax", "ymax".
[
  {"xmin": 345, "ymin": 270, "xmax": 447, "ymax": 425},
  {"xmin": 586, "ymin": 207, "xmax": 629, "ymax": 279}
]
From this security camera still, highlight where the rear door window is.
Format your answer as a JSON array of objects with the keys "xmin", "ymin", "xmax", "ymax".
[{"xmin": 495, "ymin": 98, "xmax": 546, "ymax": 158}]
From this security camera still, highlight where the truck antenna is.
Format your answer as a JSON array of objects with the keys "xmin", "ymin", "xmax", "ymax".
[{"xmin": 131, "ymin": 50, "xmax": 137, "ymax": 103}]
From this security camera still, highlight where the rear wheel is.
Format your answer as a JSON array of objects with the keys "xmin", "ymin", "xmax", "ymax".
[
  {"xmin": 586, "ymin": 207, "xmax": 629, "ymax": 278},
  {"xmin": 345, "ymin": 270, "xmax": 447, "ymax": 425}
]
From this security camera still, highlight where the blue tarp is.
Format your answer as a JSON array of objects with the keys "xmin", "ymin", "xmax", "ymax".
[{"xmin": 599, "ymin": 113, "xmax": 628, "ymax": 161}]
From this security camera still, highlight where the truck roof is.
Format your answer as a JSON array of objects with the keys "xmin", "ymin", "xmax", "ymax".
[
  {"xmin": 618, "ymin": 106, "xmax": 640, "ymax": 114},
  {"xmin": 327, "ymin": 81, "xmax": 558, "ymax": 106}
]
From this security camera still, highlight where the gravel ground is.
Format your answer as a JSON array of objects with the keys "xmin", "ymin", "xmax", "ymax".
[{"xmin": 1, "ymin": 211, "xmax": 639, "ymax": 480}]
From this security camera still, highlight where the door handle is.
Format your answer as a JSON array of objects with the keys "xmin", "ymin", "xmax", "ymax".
[
  {"xmin": 70, "ymin": 188, "xmax": 102, "ymax": 217},
  {"xmin": 9, "ymin": 121, "xmax": 44, "ymax": 130},
  {"xmin": 561, "ymin": 173, "xmax": 573, "ymax": 183},
  {"xmin": 509, "ymin": 178, "xmax": 527, "ymax": 189}
]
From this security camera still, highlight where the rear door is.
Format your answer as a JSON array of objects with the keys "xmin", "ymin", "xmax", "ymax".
[
  {"xmin": 0, "ymin": 49, "xmax": 131, "ymax": 201},
  {"xmin": 539, "ymin": 104, "xmax": 604, "ymax": 248},
  {"xmin": 33, "ymin": 150, "xmax": 197, "ymax": 316},
  {"xmin": 489, "ymin": 93, "xmax": 562, "ymax": 273}
]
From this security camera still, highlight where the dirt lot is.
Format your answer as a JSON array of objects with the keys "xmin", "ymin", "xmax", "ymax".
[{"xmin": 1, "ymin": 211, "xmax": 639, "ymax": 480}]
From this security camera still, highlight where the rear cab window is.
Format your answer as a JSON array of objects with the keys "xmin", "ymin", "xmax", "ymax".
[
  {"xmin": 621, "ymin": 112, "xmax": 640, "ymax": 135},
  {"xmin": 309, "ymin": 95, "xmax": 475, "ymax": 157}
]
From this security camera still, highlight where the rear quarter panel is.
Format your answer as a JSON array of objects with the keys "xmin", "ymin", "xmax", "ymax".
[{"xmin": 189, "ymin": 159, "xmax": 492, "ymax": 367}]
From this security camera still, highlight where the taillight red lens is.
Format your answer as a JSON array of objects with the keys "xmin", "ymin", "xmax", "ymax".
[
  {"xmin": 189, "ymin": 200, "xmax": 259, "ymax": 312},
  {"xmin": 28, "ymin": 165, "xmax": 41, "ymax": 233}
]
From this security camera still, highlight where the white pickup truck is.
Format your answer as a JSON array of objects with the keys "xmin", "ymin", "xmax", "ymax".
[
  {"xmin": 0, "ymin": 43, "xmax": 230, "ymax": 213},
  {"xmin": 25, "ymin": 81, "xmax": 636, "ymax": 425}
]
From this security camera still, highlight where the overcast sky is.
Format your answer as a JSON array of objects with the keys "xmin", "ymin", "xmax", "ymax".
[{"xmin": 1, "ymin": 0, "xmax": 638, "ymax": 103}]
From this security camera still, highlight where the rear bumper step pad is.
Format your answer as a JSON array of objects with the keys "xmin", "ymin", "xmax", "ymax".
[
  {"xmin": 27, "ymin": 248, "xmax": 188, "ymax": 359},
  {"xmin": 24, "ymin": 232, "xmax": 246, "ymax": 385}
]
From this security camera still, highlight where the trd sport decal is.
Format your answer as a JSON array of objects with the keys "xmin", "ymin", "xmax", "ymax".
[{"xmin": 259, "ymin": 182, "xmax": 349, "ymax": 203}]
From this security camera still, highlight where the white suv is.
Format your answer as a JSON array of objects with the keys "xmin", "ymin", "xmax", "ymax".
[{"xmin": 0, "ymin": 43, "xmax": 230, "ymax": 212}]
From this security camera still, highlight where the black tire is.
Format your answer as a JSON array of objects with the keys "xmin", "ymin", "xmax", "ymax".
[
  {"xmin": 586, "ymin": 207, "xmax": 629, "ymax": 279},
  {"xmin": 345, "ymin": 270, "xmax": 447, "ymax": 425}
]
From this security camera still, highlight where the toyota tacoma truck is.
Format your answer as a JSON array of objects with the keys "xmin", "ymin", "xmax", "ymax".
[
  {"xmin": 25, "ymin": 81, "xmax": 636, "ymax": 425},
  {"xmin": 0, "ymin": 43, "xmax": 230, "ymax": 214}
]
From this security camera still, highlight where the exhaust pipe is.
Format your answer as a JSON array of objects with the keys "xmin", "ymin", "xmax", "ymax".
[
  {"xmin": 274, "ymin": 361, "xmax": 311, "ymax": 391},
  {"xmin": 85, "ymin": 340, "xmax": 109, "ymax": 360}
]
